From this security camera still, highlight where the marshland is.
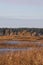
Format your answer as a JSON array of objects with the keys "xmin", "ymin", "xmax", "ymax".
[{"xmin": 0, "ymin": 28, "xmax": 43, "ymax": 65}]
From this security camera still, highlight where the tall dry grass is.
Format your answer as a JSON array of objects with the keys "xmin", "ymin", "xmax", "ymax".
[
  {"xmin": 0, "ymin": 48, "xmax": 43, "ymax": 65},
  {"xmin": 0, "ymin": 35, "xmax": 41, "ymax": 41}
]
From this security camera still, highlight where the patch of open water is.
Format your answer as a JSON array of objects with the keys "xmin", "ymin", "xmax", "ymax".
[{"xmin": 0, "ymin": 41, "xmax": 43, "ymax": 52}]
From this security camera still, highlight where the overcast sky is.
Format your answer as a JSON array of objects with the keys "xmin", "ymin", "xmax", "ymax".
[{"xmin": 0, "ymin": 0, "xmax": 43, "ymax": 28}]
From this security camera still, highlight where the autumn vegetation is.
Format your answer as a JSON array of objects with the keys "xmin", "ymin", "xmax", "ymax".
[
  {"xmin": 0, "ymin": 28, "xmax": 43, "ymax": 65},
  {"xmin": 0, "ymin": 48, "xmax": 43, "ymax": 65},
  {"xmin": 0, "ymin": 28, "xmax": 43, "ymax": 41}
]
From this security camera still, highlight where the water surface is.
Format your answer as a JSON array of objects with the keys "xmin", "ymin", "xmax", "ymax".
[{"xmin": 0, "ymin": 41, "xmax": 43, "ymax": 52}]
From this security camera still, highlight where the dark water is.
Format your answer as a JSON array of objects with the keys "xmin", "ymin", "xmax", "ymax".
[
  {"xmin": 2, "ymin": 41, "xmax": 43, "ymax": 47},
  {"xmin": 1, "ymin": 41, "xmax": 43, "ymax": 44},
  {"xmin": 0, "ymin": 48, "xmax": 33, "ymax": 52},
  {"xmin": 0, "ymin": 41, "xmax": 43, "ymax": 52}
]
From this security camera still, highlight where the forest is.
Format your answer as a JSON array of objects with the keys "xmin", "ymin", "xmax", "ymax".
[{"xmin": 0, "ymin": 28, "xmax": 43, "ymax": 36}]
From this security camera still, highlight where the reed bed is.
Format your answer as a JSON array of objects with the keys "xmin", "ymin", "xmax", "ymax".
[{"xmin": 0, "ymin": 48, "xmax": 43, "ymax": 65}]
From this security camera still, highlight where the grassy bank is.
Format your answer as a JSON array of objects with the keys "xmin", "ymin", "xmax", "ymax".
[{"xmin": 0, "ymin": 35, "xmax": 43, "ymax": 41}]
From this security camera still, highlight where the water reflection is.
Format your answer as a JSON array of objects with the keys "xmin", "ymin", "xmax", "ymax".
[
  {"xmin": 0, "ymin": 48, "xmax": 33, "ymax": 52},
  {"xmin": 0, "ymin": 41, "xmax": 43, "ymax": 52},
  {"xmin": 1, "ymin": 41, "xmax": 43, "ymax": 47},
  {"xmin": 0, "ymin": 41, "xmax": 42, "ymax": 44}
]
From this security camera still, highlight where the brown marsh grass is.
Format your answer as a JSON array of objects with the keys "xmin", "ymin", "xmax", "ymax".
[
  {"xmin": 0, "ymin": 48, "xmax": 43, "ymax": 65},
  {"xmin": 0, "ymin": 35, "xmax": 42, "ymax": 41}
]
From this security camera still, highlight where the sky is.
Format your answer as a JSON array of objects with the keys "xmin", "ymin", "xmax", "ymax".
[{"xmin": 0, "ymin": 0, "xmax": 43, "ymax": 28}]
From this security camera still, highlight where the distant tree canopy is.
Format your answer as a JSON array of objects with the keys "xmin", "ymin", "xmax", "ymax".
[{"xmin": 0, "ymin": 28, "xmax": 43, "ymax": 36}]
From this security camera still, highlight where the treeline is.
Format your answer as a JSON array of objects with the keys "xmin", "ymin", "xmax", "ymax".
[{"xmin": 0, "ymin": 28, "xmax": 43, "ymax": 36}]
